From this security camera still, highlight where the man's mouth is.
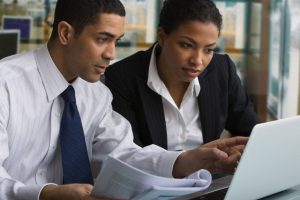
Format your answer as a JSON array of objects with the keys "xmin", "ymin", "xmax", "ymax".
[{"xmin": 95, "ymin": 65, "xmax": 107, "ymax": 74}]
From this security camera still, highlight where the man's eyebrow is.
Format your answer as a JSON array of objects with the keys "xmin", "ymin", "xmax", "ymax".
[
  {"xmin": 98, "ymin": 32, "xmax": 124, "ymax": 40},
  {"xmin": 117, "ymin": 33, "xmax": 125, "ymax": 40}
]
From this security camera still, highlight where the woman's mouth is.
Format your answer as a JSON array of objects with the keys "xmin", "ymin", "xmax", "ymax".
[{"xmin": 182, "ymin": 68, "xmax": 201, "ymax": 77}]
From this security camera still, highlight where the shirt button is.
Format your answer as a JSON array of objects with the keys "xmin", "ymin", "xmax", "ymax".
[{"xmin": 36, "ymin": 169, "xmax": 45, "ymax": 183}]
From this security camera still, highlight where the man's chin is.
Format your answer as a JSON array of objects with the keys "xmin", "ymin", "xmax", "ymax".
[{"xmin": 82, "ymin": 75, "xmax": 102, "ymax": 83}]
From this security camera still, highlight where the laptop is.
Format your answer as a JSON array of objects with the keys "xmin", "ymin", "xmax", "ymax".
[{"xmin": 176, "ymin": 115, "xmax": 300, "ymax": 200}]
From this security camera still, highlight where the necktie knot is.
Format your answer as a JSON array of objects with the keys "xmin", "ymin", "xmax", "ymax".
[{"xmin": 61, "ymin": 86, "xmax": 76, "ymax": 103}]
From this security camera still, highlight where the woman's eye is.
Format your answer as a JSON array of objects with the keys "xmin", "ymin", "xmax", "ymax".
[
  {"xmin": 180, "ymin": 42, "xmax": 193, "ymax": 49},
  {"xmin": 205, "ymin": 48, "xmax": 215, "ymax": 53}
]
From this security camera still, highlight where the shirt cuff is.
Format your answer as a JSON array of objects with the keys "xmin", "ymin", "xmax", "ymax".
[
  {"xmin": 157, "ymin": 150, "xmax": 182, "ymax": 178},
  {"xmin": 16, "ymin": 184, "xmax": 44, "ymax": 200}
]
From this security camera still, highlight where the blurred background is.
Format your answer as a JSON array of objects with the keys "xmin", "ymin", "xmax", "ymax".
[{"xmin": 0, "ymin": 0, "xmax": 300, "ymax": 122}]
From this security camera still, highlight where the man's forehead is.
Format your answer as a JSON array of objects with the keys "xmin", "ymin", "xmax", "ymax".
[{"xmin": 92, "ymin": 13, "xmax": 125, "ymax": 36}]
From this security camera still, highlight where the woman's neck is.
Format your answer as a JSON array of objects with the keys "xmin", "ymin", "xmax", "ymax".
[{"xmin": 156, "ymin": 48, "xmax": 189, "ymax": 107}]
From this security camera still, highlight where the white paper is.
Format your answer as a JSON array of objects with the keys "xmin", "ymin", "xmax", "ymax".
[{"xmin": 91, "ymin": 155, "xmax": 211, "ymax": 199}]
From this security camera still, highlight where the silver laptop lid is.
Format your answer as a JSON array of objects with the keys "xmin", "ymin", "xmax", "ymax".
[{"xmin": 225, "ymin": 116, "xmax": 300, "ymax": 200}]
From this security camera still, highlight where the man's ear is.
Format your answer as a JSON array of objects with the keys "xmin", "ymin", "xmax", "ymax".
[
  {"xmin": 157, "ymin": 27, "xmax": 166, "ymax": 47},
  {"xmin": 57, "ymin": 21, "xmax": 75, "ymax": 45}
]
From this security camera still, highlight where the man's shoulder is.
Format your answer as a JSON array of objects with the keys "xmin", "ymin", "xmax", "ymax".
[{"xmin": 0, "ymin": 50, "xmax": 37, "ymax": 82}]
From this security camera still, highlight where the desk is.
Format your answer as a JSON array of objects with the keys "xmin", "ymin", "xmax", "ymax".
[{"xmin": 174, "ymin": 176, "xmax": 300, "ymax": 200}]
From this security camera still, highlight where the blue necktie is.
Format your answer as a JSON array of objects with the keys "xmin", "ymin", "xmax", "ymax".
[{"xmin": 59, "ymin": 86, "xmax": 94, "ymax": 184}]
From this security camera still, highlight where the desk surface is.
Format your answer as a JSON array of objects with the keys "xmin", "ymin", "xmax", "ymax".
[{"xmin": 175, "ymin": 176, "xmax": 300, "ymax": 200}]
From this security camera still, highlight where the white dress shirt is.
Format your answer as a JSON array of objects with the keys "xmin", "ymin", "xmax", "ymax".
[
  {"xmin": 0, "ymin": 45, "xmax": 187, "ymax": 200},
  {"xmin": 147, "ymin": 45, "xmax": 204, "ymax": 151}
]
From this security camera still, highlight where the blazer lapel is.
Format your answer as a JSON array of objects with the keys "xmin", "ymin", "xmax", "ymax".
[
  {"xmin": 197, "ymin": 57, "xmax": 215, "ymax": 144},
  {"xmin": 198, "ymin": 77, "xmax": 209, "ymax": 143},
  {"xmin": 135, "ymin": 45, "xmax": 168, "ymax": 149},
  {"xmin": 137, "ymin": 78, "xmax": 168, "ymax": 149}
]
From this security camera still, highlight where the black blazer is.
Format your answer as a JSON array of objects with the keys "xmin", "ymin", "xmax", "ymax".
[{"xmin": 105, "ymin": 46, "xmax": 260, "ymax": 149}]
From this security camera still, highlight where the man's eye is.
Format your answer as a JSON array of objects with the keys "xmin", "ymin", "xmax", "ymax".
[
  {"xmin": 115, "ymin": 39, "xmax": 122, "ymax": 46},
  {"xmin": 98, "ymin": 37, "xmax": 108, "ymax": 43}
]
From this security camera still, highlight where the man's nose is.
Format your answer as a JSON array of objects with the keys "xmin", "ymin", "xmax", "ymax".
[{"xmin": 103, "ymin": 43, "xmax": 116, "ymax": 61}]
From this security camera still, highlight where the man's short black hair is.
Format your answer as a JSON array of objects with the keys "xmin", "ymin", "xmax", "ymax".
[
  {"xmin": 50, "ymin": 0, "xmax": 125, "ymax": 40},
  {"xmin": 159, "ymin": 0, "xmax": 222, "ymax": 35}
]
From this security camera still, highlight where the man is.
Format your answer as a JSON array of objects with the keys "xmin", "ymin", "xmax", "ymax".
[{"xmin": 0, "ymin": 0, "xmax": 247, "ymax": 199}]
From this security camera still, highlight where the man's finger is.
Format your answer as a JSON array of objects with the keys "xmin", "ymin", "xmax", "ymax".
[
  {"xmin": 219, "ymin": 136, "xmax": 248, "ymax": 148},
  {"xmin": 204, "ymin": 147, "xmax": 229, "ymax": 160},
  {"xmin": 233, "ymin": 145, "xmax": 245, "ymax": 154},
  {"xmin": 215, "ymin": 152, "xmax": 241, "ymax": 167},
  {"xmin": 214, "ymin": 152, "xmax": 241, "ymax": 174}
]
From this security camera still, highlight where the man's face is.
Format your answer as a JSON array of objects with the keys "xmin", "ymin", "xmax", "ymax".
[{"xmin": 63, "ymin": 13, "xmax": 125, "ymax": 83}]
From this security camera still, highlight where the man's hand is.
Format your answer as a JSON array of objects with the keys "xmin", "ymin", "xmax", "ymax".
[
  {"xmin": 40, "ymin": 184, "xmax": 114, "ymax": 200},
  {"xmin": 172, "ymin": 136, "xmax": 248, "ymax": 178}
]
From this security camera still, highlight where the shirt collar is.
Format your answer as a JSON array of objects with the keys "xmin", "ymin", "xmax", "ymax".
[
  {"xmin": 35, "ymin": 44, "xmax": 80, "ymax": 102},
  {"xmin": 147, "ymin": 44, "xmax": 201, "ymax": 97}
]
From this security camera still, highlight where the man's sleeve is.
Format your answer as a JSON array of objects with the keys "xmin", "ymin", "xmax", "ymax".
[{"xmin": 0, "ymin": 83, "xmax": 45, "ymax": 200}]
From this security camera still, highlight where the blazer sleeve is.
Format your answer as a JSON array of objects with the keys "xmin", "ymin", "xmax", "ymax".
[
  {"xmin": 224, "ymin": 54, "xmax": 261, "ymax": 135},
  {"xmin": 105, "ymin": 63, "xmax": 145, "ymax": 146}
]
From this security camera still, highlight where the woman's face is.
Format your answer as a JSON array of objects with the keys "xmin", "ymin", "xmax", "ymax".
[{"xmin": 157, "ymin": 20, "xmax": 219, "ymax": 84}]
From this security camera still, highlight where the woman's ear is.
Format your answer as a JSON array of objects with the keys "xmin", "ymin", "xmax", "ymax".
[
  {"xmin": 157, "ymin": 27, "xmax": 166, "ymax": 47},
  {"xmin": 57, "ymin": 21, "xmax": 74, "ymax": 45}
]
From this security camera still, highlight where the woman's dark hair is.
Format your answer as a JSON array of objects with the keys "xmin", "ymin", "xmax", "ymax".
[
  {"xmin": 50, "ymin": 0, "xmax": 125, "ymax": 40},
  {"xmin": 159, "ymin": 0, "xmax": 222, "ymax": 35}
]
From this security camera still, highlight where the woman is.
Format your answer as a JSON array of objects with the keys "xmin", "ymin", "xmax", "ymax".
[{"xmin": 105, "ymin": 0, "xmax": 260, "ymax": 150}]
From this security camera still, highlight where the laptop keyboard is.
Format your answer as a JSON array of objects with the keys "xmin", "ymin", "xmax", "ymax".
[{"xmin": 189, "ymin": 188, "xmax": 228, "ymax": 200}]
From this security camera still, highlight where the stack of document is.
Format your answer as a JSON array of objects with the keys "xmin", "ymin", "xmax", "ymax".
[{"xmin": 91, "ymin": 156, "xmax": 212, "ymax": 200}]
